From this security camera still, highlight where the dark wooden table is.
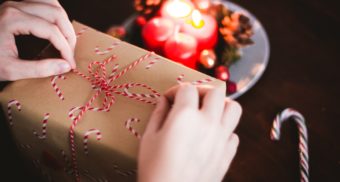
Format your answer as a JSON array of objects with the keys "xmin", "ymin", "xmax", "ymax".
[{"xmin": 0, "ymin": 0, "xmax": 339, "ymax": 181}]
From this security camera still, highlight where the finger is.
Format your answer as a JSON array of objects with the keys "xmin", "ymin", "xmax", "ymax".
[
  {"xmin": 145, "ymin": 96, "xmax": 170, "ymax": 133},
  {"xmin": 25, "ymin": 0, "xmax": 61, "ymax": 7},
  {"xmin": 222, "ymin": 99, "xmax": 242, "ymax": 137},
  {"xmin": 164, "ymin": 84, "xmax": 214, "ymax": 104},
  {"xmin": 220, "ymin": 133, "xmax": 239, "ymax": 175},
  {"xmin": 201, "ymin": 86, "xmax": 226, "ymax": 121},
  {"xmin": 7, "ymin": 10, "xmax": 75, "ymax": 68},
  {"xmin": 171, "ymin": 84, "xmax": 199, "ymax": 109},
  {"xmin": 5, "ymin": 58, "xmax": 71, "ymax": 80},
  {"xmin": 8, "ymin": 1, "xmax": 76, "ymax": 50}
]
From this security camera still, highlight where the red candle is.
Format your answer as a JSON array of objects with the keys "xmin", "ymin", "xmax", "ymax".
[
  {"xmin": 181, "ymin": 10, "xmax": 218, "ymax": 51},
  {"xmin": 142, "ymin": 17, "xmax": 175, "ymax": 53},
  {"xmin": 164, "ymin": 33, "xmax": 198, "ymax": 69}
]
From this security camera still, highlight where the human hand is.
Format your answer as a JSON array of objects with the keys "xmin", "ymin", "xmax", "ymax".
[
  {"xmin": 0, "ymin": 0, "xmax": 76, "ymax": 81},
  {"xmin": 138, "ymin": 84, "xmax": 242, "ymax": 182}
]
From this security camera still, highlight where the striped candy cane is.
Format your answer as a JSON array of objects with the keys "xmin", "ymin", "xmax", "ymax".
[
  {"xmin": 33, "ymin": 113, "xmax": 50, "ymax": 139},
  {"xmin": 271, "ymin": 108, "xmax": 309, "ymax": 182},
  {"xmin": 18, "ymin": 144, "xmax": 32, "ymax": 150},
  {"xmin": 125, "ymin": 118, "xmax": 141, "ymax": 139},
  {"xmin": 113, "ymin": 163, "xmax": 136, "ymax": 177},
  {"xmin": 81, "ymin": 169, "xmax": 109, "ymax": 182},
  {"xmin": 51, "ymin": 75, "xmax": 66, "ymax": 100},
  {"xmin": 7, "ymin": 100, "xmax": 22, "ymax": 126},
  {"xmin": 61, "ymin": 150, "xmax": 74, "ymax": 175},
  {"xmin": 145, "ymin": 57, "xmax": 160, "ymax": 69},
  {"xmin": 176, "ymin": 74, "xmax": 213, "ymax": 85},
  {"xmin": 83, "ymin": 129, "xmax": 102, "ymax": 155},
  {"xmin": 76, "ymin": 27, "xmax": 88, "ymax": 38},
  {"xmin": 94, "ymin": 41, "xmax": 120, "ymax": 55},
  {"xmin": 32, "ymin": 159, "xmax": 41, "ymax": 169}
]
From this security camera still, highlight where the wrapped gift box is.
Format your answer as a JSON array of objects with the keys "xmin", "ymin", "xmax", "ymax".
[{"xmin": 0, "ymin": 21, "xmax": 224, "ymax": 182}]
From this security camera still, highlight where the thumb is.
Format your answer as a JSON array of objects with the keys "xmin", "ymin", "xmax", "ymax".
[
  {"xmin": 6, "ymin": 58, "xmax": 71, "ymax": 80},
  {"xmin": 145, "ymin": 96, "xmax": 170, "ymax": 134}
]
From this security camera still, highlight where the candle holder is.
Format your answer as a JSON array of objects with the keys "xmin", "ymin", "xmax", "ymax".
[{"xmin": 111, "ymin": 0, "xmax": 270, "ymax": 99}]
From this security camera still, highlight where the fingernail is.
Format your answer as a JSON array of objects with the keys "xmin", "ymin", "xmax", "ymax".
[{"xmin": 58, "ymin": 62, "xmax": 71, "ymax": 73}]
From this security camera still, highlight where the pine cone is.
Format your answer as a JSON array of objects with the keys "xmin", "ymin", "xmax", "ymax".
[
  {"xmin": 221, "ymin": 46, "xmax": 241, "ymax": 66},
  {"xmin": 209, "ymin": 2, "xmax": 231, "ymax": 22},
  {"xmin": 134, "ymin": 0, "xmax": 164, "ymax": 16},
  {"xmin": 219, "ymin": 12, "xmax": 254, "ymax": 48}
]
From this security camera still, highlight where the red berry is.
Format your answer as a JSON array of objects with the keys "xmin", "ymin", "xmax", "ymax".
[
  {"xmin": 215, "ymin": 65, "xmax": 230, "ymax": 81},
  {"xmin": 135, "ymin": 16, "xmax": 147, "ymax": 27},
  {"xmin": 227, "ymin": 81, "xmax": 237, "ymax": 94}
]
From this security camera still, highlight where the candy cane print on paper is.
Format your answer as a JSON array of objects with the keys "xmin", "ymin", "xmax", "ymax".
[
  {"xmin": 113, "ymin": 163, "xmax": 136, "ymax": 177},
  {"xmin": 32, "ymin": 159, "xmax": 41, "ymax": 169},
  {"xmin": 83, "ymin": 129, "xmax": 102, "ymax": 155},
  {"xmin": 94, "ymin": 41, "xmax": 121, "ymax": 55},
  {"xmin": 33, "ymin": 113, "xmax": 50, "ymax": 140},
  {"xmin": 51, "ymin": 75, "xmax": 66, "ymax": 101},
  {"xmin": 76, "ymin": 27, "xmax": 88, "ymax": 38},
  {"xmin": 18, "ymin": 144, "xmax": 32, "ymax": 150},
  {"xmin": 271, "ymin": 108, "xmax": 309, "ymax": 182},
  {"xmin": 7, "ymin": 99, "xmax": 22, "ymax": 126},
  {"xmin": 176, "ymin": 74, "xmax": 213, "ymax": 85},
  {"xmin": 125, "ymin": 118, "xmax": 142, "ymax": 139},
  {"xmin": 81, "ymin": 169, "xmax": 109, "ymax": 182},
  {"xmin": 145, "ymin": 57, "xmax": 160, "ymax": 69},
  {"xmin": 61, "ymin": 150, "xmax": 74, "ymax": 175}
]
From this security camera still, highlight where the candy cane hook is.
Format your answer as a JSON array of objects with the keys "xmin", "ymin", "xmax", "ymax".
[
  {"xmin": 271, "ymin": 108, "xmax": 309, "ymax": 182},
  {"xmin": 51, "ymin": 75, "xmax": 66, "ymax": 101},
  {"xmin": 145, "ymin": 57, "xmax": 160, "ymax": 69},
  {"xmin": 83, "ymin": 129, "xmax": 102, "ymax": 155},
  {"xmin": 33, "ymin": 113, "xmax": 50, "ymax": 139},
  {"xmin": 7, "ymin": 100, "xmax": 22, "ymax": 126},
  {"xmin": 94, "ymin": 41, "xmax": 120, "ymax": 55},
  {"xmin": 125, "ymin": 118, "xmax": 142, "ymax": 139},
  {"xmin": 76, "ymin": 27, "xmax": 88, "ymax": 38},
  {"xmin": 176, "ymin": 74, "xmax": 213, "ymax": 85}
]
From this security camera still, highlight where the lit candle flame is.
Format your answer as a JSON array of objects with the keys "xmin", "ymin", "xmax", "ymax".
[
  {"xmin": 191, "ymin": 10, "xmax": 204, "ymax": 28},
  {"xmin": 166, "ymin": 0, "xmax": 192, "ymax": 18}
]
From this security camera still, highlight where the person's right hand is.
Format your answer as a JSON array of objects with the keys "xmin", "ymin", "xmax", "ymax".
[
  {"xmin": 138, "ymin": 84, "xmax": 242, "ymax": 182},
  {"xmin": 0, "ymin": 0, "xmax": 76, "ymax": 81}
]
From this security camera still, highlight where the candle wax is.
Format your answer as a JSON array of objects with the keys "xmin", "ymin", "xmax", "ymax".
[
  {"xmin": 164, "ymin": 33, "xmax": 198, "ymax": 69},
  {"xmin": 181, "ymin": 12, "xmax": 218, "ymax": 51},
  {"xmin": 142, "ymin": 17, "xmax": 175, "ymax": 53}
]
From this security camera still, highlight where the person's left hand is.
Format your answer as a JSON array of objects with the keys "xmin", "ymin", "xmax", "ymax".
[{"xmin": 0, "ymin": 0, "xmax": 76, "ymax": 81}]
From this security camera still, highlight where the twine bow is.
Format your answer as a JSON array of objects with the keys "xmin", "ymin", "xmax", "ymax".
[{"xmin": 68, "ymin": 51, "xmax": 160, "ymax": 181}]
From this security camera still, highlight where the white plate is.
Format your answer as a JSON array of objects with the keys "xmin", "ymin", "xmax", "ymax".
[
  {"xmin": 222, "ymin": 1, "xmax": 270, "ymax": 99},
  {"xmin": 123, "ymin": 1, "xmax": 270, "ymax": 99}
]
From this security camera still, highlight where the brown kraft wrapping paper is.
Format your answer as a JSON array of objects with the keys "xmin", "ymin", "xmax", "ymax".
[{"xmin": 0, "ymin": 21, "xmax": 225, "ymax": 182}]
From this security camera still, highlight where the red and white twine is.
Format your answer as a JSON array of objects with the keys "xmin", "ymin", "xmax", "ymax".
[
  {"xmin": 271, "ymin": 108, "xmax": 309, "ymax": 182},
  {"xmin": 51, "ymin": 75, "xmax": 66, "ymax": 101},
  {"xmin": 176, "ymin": 74, "xmax": 213, "ymax": 85},
  {"xmin": 94, "ymin": 41, "xmax": 120, "ymax": 55},
  {"xmin": 125, "ymin": 118, "xmax": 141, "ymax": 139},
  {"xmin": 33, "ymin": 113, "xmax": 50, "ymax": 140},
  {"xmin": 68, "ymin": 51, "xmax": 160, "ymax": 181},
  {"xmin": 83, "ymin": 129, "xmax": 102, "ymax": 155},
  {"xmin": 7, "ymin": 99, "xmax": 22, "ymax": 126}
]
